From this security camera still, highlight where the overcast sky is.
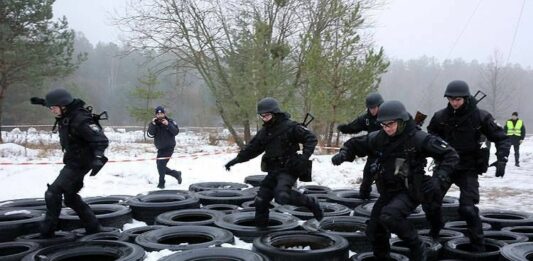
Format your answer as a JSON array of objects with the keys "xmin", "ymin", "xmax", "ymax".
[{"xmin": 53, "ymin": 0, "xmax": 532, "ymax": 67}]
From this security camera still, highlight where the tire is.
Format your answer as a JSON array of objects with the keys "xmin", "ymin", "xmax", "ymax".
[
  {"xmin": 500, "ymin": 242, "xmax": 533, "ymax": 261},
  {"xmin": 127, "ymin": 193, "xmax": 200, "ymax": 225},
  {"xmin": 142, "ymin": 189, "xmax": 191, "ymax": 195},
  {"xmin": 418, "ymin": 229, "xmax": 464, "ymax": 244},
  {"xmin": 252, "ymin": 230, "xmax": 349, "ymax": 261},
  {"xmin": 84, "ymin": 195, "xmax": 133, "ymax": 205},
  {"xmin": 441, "ymin": 238, "xmax": 505, "ymax": 260},
  {"xmin": 350, "ymin": 252, "xmax": 409, "ymax": 260},
  {"xmin": 482, "ymin": 230, "xmax": 528, "ymax": 244},
  {"xmin": 389, "ymin": 237, "xmax": 442, "ymax": 260},
  {"xmin": 307, "ymin": 193, "xmax": 333, "ymax": 203},
  {"xmin": 195, "ymin": 189, "xmax": 256, "ymax": 206},
  {"xmin": 202, "ymin": 204, "xmax": 241, "ymax": 214},
  {"xmin": 0, "ymin": 208, "xmax": 45, "ymax": 242},
  {"xmin": 21, "ymin": 240, "xmax": 145, "ymax": 261},
  {"xmin": 0, "ymin": 198, "xmax": 49, "ymax": 211},
  {"xmin": 327, "ymin": 190, "xmax": 377, "ymax": 208},
  {"xmin": 297, "ymin": 185, "xmax": 332, "ymax": 195},
  {"xmin": 122, "ymin": 225, "xmax": 166, "ymax": 243},
  {"xmin": 501, "ymin": 226, "xmax": 533, "ymax": 242},
  {"xmin": 71, "ymin": 226, "xmax": 121, "ymax": 238},
  {"xmin": 159, "ymin": 247, "xmax": 269, "ymax": 261},
  {"xmin": 79, "ymin": 231, "xmax": 129, "ymax": 242},
  {"xmin": 302, "ymin": 216, "xmax": 371, "ymax": 252},
  {"xmin": 0, "ymin": 241, "xmax": 40, "ymax": 261},
  {"xmin": 189, "ymin": 182, "xmax": 249, "ymax": 192},
  {"xmin": 444, "ymin": 221, "xmax": 492, "ymax": 233},
  {"xmin": 214, "ymin": 211, "xmax": 301, "ymax": 243},
  {"xmin": 16, "ymin": 231, "xmax": 76, "ymax": 247},
  {"xmin": 59, "ymin": 204, "xmax": 132, "ymax": 231},
  {"xmin": 276, "ymin": 202, "xmax": 351, "ymax": 220},
  {"xmin": 480, "ymin": 210, "xmax": 533, "ymax": 230},
  {"xmin": 244, "ymin": 175, "xmax": 267, "ymax": 187},
  {"xmin": 353, "ymin": 202, "xmax": 428, "ymax": 229},
  {"xmin": 240, "ymin": 200, "xmax": 279, "ymax": 212},
  {"xmin": 135, "ymin": 225, "xmax": 234, "ymax": 252},
  {"xmin": 155, "ymin": 209, "xmax": 223, "ymax": 226}
]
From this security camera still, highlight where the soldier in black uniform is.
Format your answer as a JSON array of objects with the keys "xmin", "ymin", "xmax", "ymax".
[
  {"xmin": 332, "ymin": 100, "xmax": 459, "ymax": 261},
  {"xmin": 147, "ymin": 106, "xmax": 182, "ymax": 189},
  {"xmin": 225, "ymin": 97, "xmax": 323, "ymax": 227},
  {"xmin": 337, "ymin": 92, "xmax": 384, "ymax": 199},
  {"xmin": 32, "ymin": 89, "xmax": 109, "ymax": 237},
  {"xmin": 423, "ymin": 80, "xmax": 511, "ymax": 251}
]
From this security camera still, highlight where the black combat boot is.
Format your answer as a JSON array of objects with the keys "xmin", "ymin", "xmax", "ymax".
[
  {"xmin": 157, "ymin": 182, "xmax": 165, "ymax": 189},
  {"xmin": 407, "ymin": 238, "xmax": 428, "ymax": 261},
  {"xmin": 169, "ymin": 170, "xmax": 182, "ymax": 184},
  {"xmin": 307, "ymin": 196, "xmax": 324, "ymax": 221}
]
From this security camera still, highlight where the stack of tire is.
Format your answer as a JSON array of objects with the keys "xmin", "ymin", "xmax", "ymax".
[{"xmin": 3, "ymin": 179, "xmax": 533, "ymax": 261}]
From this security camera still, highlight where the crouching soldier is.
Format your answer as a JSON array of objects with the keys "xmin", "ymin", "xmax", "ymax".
[
  {"xmin": 225, "ymin": 97, "xmax": 323, "ymax": 227},
  {"xmin": 31, "ymin": 88, "xmax": 109, "ymax": 237},
  {"xmin": 331, "ymin": 100, "xmax": 459, "ymax": 261}
]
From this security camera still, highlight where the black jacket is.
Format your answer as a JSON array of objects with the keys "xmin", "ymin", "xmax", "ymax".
[
  {"xmin": 340, "ymin": 110, "xmax": 381, "ymax": 134},
  {"xmin": 235, "ymin": 113, "xmax": 317, "ymax": 171},
  {"xmin": 147, "ymin": 117, "xmax": 179, "ymax": 150},
  {"xmin": 57, "ymin": 99, "xmax": 109, "ymax": 167},
  {"xmin": 428, "ymin": 96, "xmax": 510, "ymax": 169},
  {"xmin": 339, "ymin": 120, "xmax": 459, "ymax": 198}
]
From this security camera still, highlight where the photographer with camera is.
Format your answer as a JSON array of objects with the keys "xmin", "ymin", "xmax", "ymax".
[{"xmin": 147, "ymin": 106, "xmax": 182, "ymax": 189}]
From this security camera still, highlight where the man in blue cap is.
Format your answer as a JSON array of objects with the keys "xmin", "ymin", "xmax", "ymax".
[{"xmin": 147, "ymin": 106, "xmax": 182, "ymax": 188}]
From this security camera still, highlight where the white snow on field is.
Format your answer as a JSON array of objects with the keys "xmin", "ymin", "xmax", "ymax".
[{"xmin": 0, "ymin": 128, "xmax": 532, "ymax": 259}]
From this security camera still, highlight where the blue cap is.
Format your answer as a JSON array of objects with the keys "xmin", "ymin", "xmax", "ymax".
[{"xmin": 155, "ymin": 106, "xmax": 165, "ymax": 114}]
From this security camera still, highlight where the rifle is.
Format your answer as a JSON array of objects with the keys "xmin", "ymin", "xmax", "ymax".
[{"xmin": 30, "ymin": 97, "xmax": 47, "ymax": 107}]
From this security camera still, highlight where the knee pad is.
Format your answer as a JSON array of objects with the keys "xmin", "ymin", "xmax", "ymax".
[
  {"xmin": 274, "ymin": 191, "xmax": 291, "ymax": 205},
  {"xmin": 255, "ymin": 196, "xmax": 267, "ymax": 206},
  {"xmin": 44, "ymin": 190, "xmax": 60, "ymax": 202},
  {"xmin": 458, "ymin": 205, "xmax": 478, "ymax": 220}
]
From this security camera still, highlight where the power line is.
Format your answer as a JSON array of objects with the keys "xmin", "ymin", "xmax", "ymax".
[{"xmin": 506, "ymin": 0, "xmax": 526, "ymax": 64}]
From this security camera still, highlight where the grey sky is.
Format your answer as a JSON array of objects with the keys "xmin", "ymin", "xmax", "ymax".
[{"xmin": 53, "ymin": 0, "xmax": 532, "ymax": 67}]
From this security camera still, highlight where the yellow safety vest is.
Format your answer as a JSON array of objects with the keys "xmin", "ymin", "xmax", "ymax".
[{"xmin": 506, "ymin": 119, "xmax": 523, "ymax": 136}]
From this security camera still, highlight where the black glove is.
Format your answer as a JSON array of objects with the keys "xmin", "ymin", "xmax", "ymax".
[
  {"xmin": 90, "ymin": 155, "xmax": 108, "ymax": 176},
  {"xmin": 225, "ymin": 158, "xmax": 239, "ymax": 171},
  {"xmin": 423, "ymin": 177, "xmax": 442, "ymax": 197},
  {"xmin": 30, "ymin": 97, "xmax": 46, "ymax": 106},
  {"xmin": 337, "ymin": 124, "xmax": 350, "ymax": 133},
  {"xmin": 331, "ymin": 152, "xmax": 346, "ymax": 166},
  {"xmin": 490, "ymin": 161, "xmax": 506, "ymax": 177},
  {"xmin": 434, "ymin": 169, "xmax": 451, "ymax": 185}
]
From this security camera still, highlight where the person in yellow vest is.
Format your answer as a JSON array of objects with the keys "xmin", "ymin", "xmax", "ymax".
[{"xmin": 504, "ymin": 112, "xmax": 526, "ymax": 167}]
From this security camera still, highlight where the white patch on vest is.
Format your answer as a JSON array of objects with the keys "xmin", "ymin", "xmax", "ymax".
[{"xmin": 89, "ymin": 124, "xmax": 100, "ymax": 133}]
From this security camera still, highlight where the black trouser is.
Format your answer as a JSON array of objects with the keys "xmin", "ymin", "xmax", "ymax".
[
  {"xmin": 41, "ymin": 165, "xmax": 99, "ymax": 236},
  {"xmin": 254, "ymin": 171, "xmax": 315, "ymax": 226},
  {"xmin": 360, "ymin": 156, "xmax": 377, "ymax": 195},
  {"xmin": 422, "ymin": 169, "xmax": 484, "ymax": 246},
  {"xmin": 510, "ymin": 136, "xmax": 521, "ymax": 165},
  {"xmin": 367, "ymin": 191, "xmax": 420, "ymax": 258},
  {"xmin": 156, "ymin": 147, "xmax": 176, "ymax": 185}
]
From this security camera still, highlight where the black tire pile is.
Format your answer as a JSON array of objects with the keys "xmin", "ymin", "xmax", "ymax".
[{"xmin": 1, "ymin": 177, "xmax": 533, "ymax": 260}]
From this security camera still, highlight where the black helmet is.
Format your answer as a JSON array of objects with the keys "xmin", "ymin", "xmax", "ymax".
[
  {"xmin": 257, "ymin": 97, "xmax": 281, "ymax": 114},
  {"xmin": 444, "ymin": 80, "xmax": 470, "ymax": 97},
  {"xmin": 365, "ymin": 92, "xmax": 384, "ymax": 108},
  {"xmin": 377, "ymin": 100, "xmax": 410, "ymax": 122},
  {"xmin": 45, "ymin": 88, "xmax": 73, "ymax": 107}
]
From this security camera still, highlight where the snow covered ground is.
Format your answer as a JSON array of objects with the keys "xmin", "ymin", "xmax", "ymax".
[{"xmin": 0, "ymin": 128, "xmax": 532, "ymax": 259}]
